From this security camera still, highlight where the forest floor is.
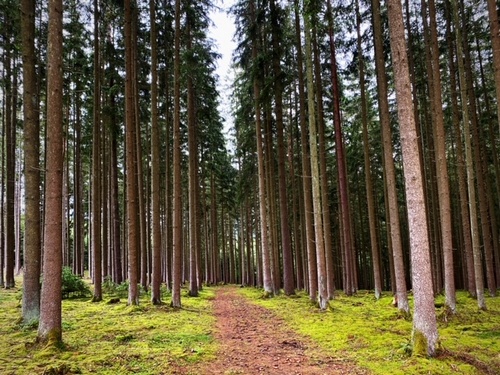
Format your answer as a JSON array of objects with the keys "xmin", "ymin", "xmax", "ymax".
[{"xmin": 175, "ymin": 286, "xmax": 367, "ymax": 375}]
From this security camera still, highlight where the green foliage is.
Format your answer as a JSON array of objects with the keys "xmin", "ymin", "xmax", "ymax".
[
  {"xmin": 0, "ymin": 284, "xmax": 217, "ymax": 374},
  {"xmin": 61, "ymin": 267, "xmax": 91, "ymax": 299},
  {"xmin": 238, "ymin": 288, "xmax": 500, "ymax": 374}
]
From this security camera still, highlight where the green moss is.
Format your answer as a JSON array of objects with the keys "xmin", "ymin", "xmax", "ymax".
[
  {"xmin": 0, "ymin": 280, "xmax": 217, "ymax": 375},
  {"xmin": 411, "ymin": 330, "xmax": 428, "ymax": 357},
  {"xmin": 237, "ymin": 287, "xmax": 500, "ymax": 374}
]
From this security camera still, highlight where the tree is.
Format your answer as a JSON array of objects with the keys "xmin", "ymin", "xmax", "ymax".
[
  {"xmin": 270, "ymin": 0, "xmax": 294, "ymax": 296},
  {"xmin": 21, "ymin": 0, "xmax": 41, "ymax": 325},
  {"xmin": 425, "ymin": 0, "xmax": 456, "ymax": 312},
  {"xmin": 171, "ymin": 0, "xmax": 182, "ymax": 308},
  {"xmin": 125, "ymin": 0, "xmax": 139, "ymax": 306},
  {"xmin": 304, "ymin": 3, "xmax": 328, "ymax": 310},
  {"xmin": 387, "ymin": 0, "xmax": 439, "ymax": 356},
  {"xmin": 355, "ymin": 0, "xmax": 382, "ymax": 300},
  {"xmin": 372, "ymin": 0, "xmax": 409, "ymax": 313},
  {"xmin": 38, "ymin": 0, "xmax": 64, "ymax": 345},
  {"xmin": 91, "ymin": 0, "xmax": 103, "ymax": 303},
  {"xmin": 450, "ymin": 0, "xmax": 486, "ymax": 310},
  {"xmin": 293, "ymin": 0, "xmax": 317, "ymax": 300},
  {"xmin": 150, "ymin": 0, "xmax": 162, "ymax": 305}
]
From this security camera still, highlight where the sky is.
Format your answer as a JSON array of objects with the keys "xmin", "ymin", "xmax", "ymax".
[{"xmin": 208, "ymin": 0, "xmax": 237, "ymax": 148}]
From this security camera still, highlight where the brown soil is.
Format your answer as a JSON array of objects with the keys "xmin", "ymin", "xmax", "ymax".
[{"xmin": 176, "ymin": 286, "xmax": 367, "ymax": 375}]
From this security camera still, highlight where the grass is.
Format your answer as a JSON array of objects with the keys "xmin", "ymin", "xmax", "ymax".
[
  {"xmin": 2, "ymin": 276, "xmax": 499, "ymax": 375},
  {"xmin": 0, "ymin": 277, "xmax": 217, "ymax": 375},
  {"xmin": 238, "ymin": 288, "xmax": 500, "ymax": 374}
]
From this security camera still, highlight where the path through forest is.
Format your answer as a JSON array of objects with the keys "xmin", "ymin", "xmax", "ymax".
[{"xmin": 176, "ymin": 287, "xmax": 367, "ymax": 374}]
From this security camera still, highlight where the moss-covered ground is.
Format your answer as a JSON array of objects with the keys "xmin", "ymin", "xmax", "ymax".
[
  {"xmin": 238, "ymin": 288, "xmax": 500, "ymax": 374},
  {"xmin": 0, "ymin": 279, "xmax": 216, "ymax": 375},
  {"xmin": 1, "ymin": 278, "xmax": 499, "ymax": 374}
]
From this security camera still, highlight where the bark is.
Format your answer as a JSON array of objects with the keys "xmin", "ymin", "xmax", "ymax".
[
  {"xmin": 451, "ymin": 0, "xmax": 485, "ymax": 310},
  {"xmin": 21, "ymin": 0, "xmax": 41, "ymax": 324},
  {"xmin": 270, "ymin": 0, "xmax": 294, "ymax": 296},
  {"xmin": 445, "ymin": 0, "xmax": 475, "ymax": 296},
  {"xmin": 371, "ymin": 0, "xmax": 409, "ymax": 313},
  {"xmin": 91, "ymin": 0, "xmax": 102, "ymax": 303},
  {"xmin": 356, "ymin": 0, "xmax": 382, "ymax": 300},
  {"xmin": 304, "ymin": 9, "xmax": 328, "ymax": 310},
  {"xmin": 252, "ymin": 18, "xmax": 273, "ymax": 297},
  {"xmin": 125, "ymin": 0, "xmax": 139, "ymax": 306},
  {"xmin": 38, "ymin": 0, "xmax": 64, "ymax": 344},
  {"xmin": 5, "ymin": 25, "xmax": 15, "ymax": 289},
  {"xmin": 294, "ymin": 0, "xmax": 317, "ymax": 300},
  {"xmin": 327, "ymin": 0, "xmax": 354, "ymax": 296},
  {"xmin": 387, "ymin": 0, "xmax": 439, "ymax": 356},
  {"xmin": 426, "ymin": 0, "xmax": 456, "ymax": 311},
  {"xmin": 150, "ymin": 0, "xmax": 162, "ymax": 304},
  {"xmin": 313, "ymin": 7, "xmax": 335, "ymax": 299},
  {"xmin": 171, "ymin": 0, "xmax": 182, "ymax": 308}
]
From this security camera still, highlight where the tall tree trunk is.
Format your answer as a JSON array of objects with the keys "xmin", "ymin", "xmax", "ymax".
[
  {"xmin": 171, "ymin": 0, "xmax": 183, "ymax": 308},
  {"xmin": 187, "ymin": 12, "xmax": 199, "ymax": 297},
  {"xmin": 91, "ymin": 0, "xmax": 102, "ymax": 302},
  {"xmin": 21, "ymin": 0, "xmax": 41, "ymax": 324},
  {"xmin": 445, "ymin": 0, "xmax": 475, "ymax": 296},
  {"xmin": 426, "ymin": 0, "xmax": 456, "ymax": 311},
  {"xmin": 270, "ymin": 0, "xmax": 294, "ymax": 296},
  {"xmin": 327, "ymin": 0, "xmax": 354, "ymax": 296},
  {"xmin": 150, "ymin": 0, "xmax": 162, "ymax": 304},
  {"xmin": 5, "ymin": 25, "xmax": 15, "ymax": 289},
  {"xmin": 312, "ymin": 7, "xmax": 335, "ymax": 299},
  {"xmin": 387, "ymin": 0, "xmax": 439, "ymax": 356},
  {"xmin": 372, "ymin": 0, "xmax": 409, "ymax": 313},
  {"xmin": 38, "ymin": 0, "xmax": 64, "ymax": 344},
  {"xmin": 462, "ymin": 13, "xmax": 497, "ymax": 296},
  {"xmin": 356, "ymin": 0, "xmax": 382, "ymax": 300},
  {"xmin": 451, "ymin": 0, "xmax": 487, "ymax": 308},
  {"xmin": 304, "ymin": 8, "xmax": 328, "ymax": 310},
  {"xmin": 294, "ymin": 0, "xmax": 317, "ymax": 301},
  {"xmin": 125, "ymin": 0, "xmax": 139, "ymax": 306}
]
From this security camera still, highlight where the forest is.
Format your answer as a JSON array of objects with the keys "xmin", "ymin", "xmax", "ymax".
[{"xmin": 1, "ymin": 0, "xmax": 500, "ymax": 373}]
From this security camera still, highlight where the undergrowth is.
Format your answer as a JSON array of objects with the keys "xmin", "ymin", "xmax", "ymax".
[
  {"xmin": 238, "ymin": 288, "xmax": 500, "ymax": 375},
  {"xmin": 0, "ymin": 277, "xmax": 216, "ymax": 375}
]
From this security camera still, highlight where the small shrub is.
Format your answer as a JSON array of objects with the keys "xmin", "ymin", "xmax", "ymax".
[{"xmin": 61, "ymin": 267, "xmax": 91, "ymax": 299}]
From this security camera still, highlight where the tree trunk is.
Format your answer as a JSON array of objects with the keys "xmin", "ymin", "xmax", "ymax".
[
  {"xmin": 91, "ymin": 0, "xmax": 102, "ymax": 303},
  {"xmin": 171, "ymin": 0, "xmax": 182, "ymax": 308},
  {"xmin": 21, "ymin": 0, "xmax": 41, "ymax": 324},
  {"xmin": 387, "ymin": 0, "xmax": 439, "ymax": 356},
  {"xmin": 38, "ymin": 0, "xmax": 64, "ymax": 344},
  {"xmin": 150, "ymin": 0, "xmax": 162, "ymax": 304},
  {"xmin": 444, "ymin": 0, "xmax": 475, "ymax": 296},
  {"xmin": 426, "ymin": 0, "xmax": 456, "ymax": 311},
  {"xmin": 327, "ymin": 0, "xmax": 354, "ymax": 296},
  {"xmin": 304, "ymin": 8, "xmax": 328, "ymax": 310},
  {"xmin": 371, "ymin": 0, "xmax": 409, "ymax": 313},
  {"xmin": 270, "ymin": 0, "xmax": 294, "ymax": 296},
  {"xmin": 125, "ymin": 0, "xmax": 139, "ymax": 306},
  {"xmin": 294, "ymin": 0, "xmax": 317, "ymax": 301},
  {"xmin": 356, "ymin": 0, "xmax": 382, "ymax": 300}
]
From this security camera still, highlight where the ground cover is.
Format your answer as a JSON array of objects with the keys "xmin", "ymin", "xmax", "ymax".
[
  {"xmin": 1, "ymin": 278, "xmax": 499, "ymax": 375},
  {"xmin": 0, "ymin": 279, "xmax": 217, "ymax": 375},
  {"xmin": 238, "ymin": 288, "xmax": 500, "ymax": 374}
]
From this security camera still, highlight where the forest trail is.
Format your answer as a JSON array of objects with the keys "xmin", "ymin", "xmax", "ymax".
[{"xmin": 177, "ymin": 286, "xmax": 367, "ymax": 375}]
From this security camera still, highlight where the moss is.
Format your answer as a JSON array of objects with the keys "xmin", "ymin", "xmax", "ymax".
[
  {"xmin": 237, "ymin": 287, "xmax": 500, "ymax": 375},
  {"xmin": 411, "ymin": 330, "xmax": 428, "ymax": 357}
]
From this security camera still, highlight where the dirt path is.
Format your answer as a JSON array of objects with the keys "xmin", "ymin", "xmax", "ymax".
[{"xmin": 180, "ymin": 287, "xmax": 366, "ymax": 375}]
